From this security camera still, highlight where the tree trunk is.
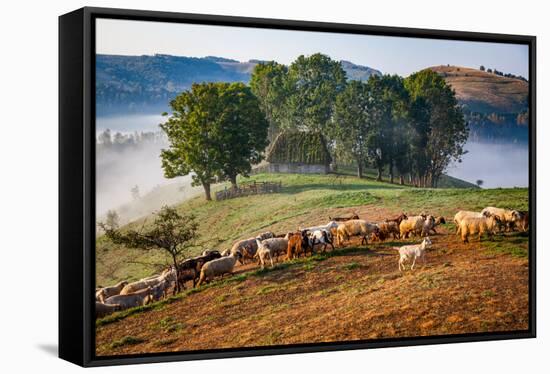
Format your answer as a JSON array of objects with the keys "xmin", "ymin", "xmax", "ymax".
[
  {"xmin": 389, "ymin": 160, "xmax": 394, "ymax": 184},
  {"xmin": 229, "ymin": 174, "xmax": 238, "ymax": 190},
  {"xmin": 172, "ymin": 254, "xmax": 180, "ymax": 295},
  {"xmin": 202, "ymin": 182, "xmax": 212, "ymax": 201},
  {"xmin": 399, "ymin": 175, "xmax": 405, "ymax": 185},
  {"xmin": 376, "ymin": 165, "xmax": 382, "ymax": 182},
  {"xmin": 357, "ymin": 159, "xmax": 363, "ymax": 178}
]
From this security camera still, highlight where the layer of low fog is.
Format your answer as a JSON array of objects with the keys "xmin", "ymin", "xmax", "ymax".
[
  {"xmin": 447, "ymin": 140, "xmax": 528, "ymax": 188},
  {"xmin": 96, "ymin": 116, "xmax": 203, "ymax": 224}
]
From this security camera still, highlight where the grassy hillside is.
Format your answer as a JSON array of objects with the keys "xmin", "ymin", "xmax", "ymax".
[
  {"xmin": 429, "ymin": 65, "xmax": 528, "ymax": 114},
  {"xmin": 96, "ymin": 172, "xmax": 527, "ymax": 286}
]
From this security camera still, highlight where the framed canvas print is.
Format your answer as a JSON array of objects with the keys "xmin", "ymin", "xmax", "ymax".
[{"xmin": 59, "ymin": 7, "xmax": 536, "ymax": 367}]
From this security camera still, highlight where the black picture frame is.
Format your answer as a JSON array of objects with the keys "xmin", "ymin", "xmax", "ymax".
[{"xmin": 59, "ymin": 6, "xmax": 536, "ymax": 367}]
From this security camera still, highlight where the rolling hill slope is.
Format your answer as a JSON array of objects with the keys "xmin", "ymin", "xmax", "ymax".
[{"xmin": 429, "ymin": 65, "xmax": 528, "ymax": 114}]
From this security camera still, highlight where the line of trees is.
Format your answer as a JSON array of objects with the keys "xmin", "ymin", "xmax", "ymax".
[
  {"xmin": 250, "ymin": 53, "xmax": 468, "ymax": 187},
  {"xmin": 160, "ymin": 82, "xmax": 269, "ymax": 200}
]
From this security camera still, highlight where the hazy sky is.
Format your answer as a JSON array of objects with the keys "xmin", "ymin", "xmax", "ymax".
[{"xmin": 96, "ymin": 18, "xmax": 529, "ymax": 78}]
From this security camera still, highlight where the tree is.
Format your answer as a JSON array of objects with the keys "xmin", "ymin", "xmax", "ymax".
[
  {"xmin": 99, "ymin": 206, "xmax": 198, "ymax": 294},
  {"xmin": 333, "ymin": 80, "xmax": 373, "ymax": 178},
  {"xmin": 104, "ymin": 210, "xmax": 120, "ymax": 230},
  {"xmin": 215, "ymin": 83, "xmax": 270, "ymax": 188},
  {"xmin": 285, "ymin": 53, "xmax": 347, "ymax": 134},
  {"xmin": 404, "ymin": 70, "xmax": 468, "ymax": 187},
  {"xmin": 131, "ymin": 185, "xmax": 140, "ymax": 200},
  {"xmin": 161, "ymin": 82, "xmax": 269, "ymax": 199},
  {"xmin": 476, "ymin": 179, "xmax": 484, "ymax": 187},
  {"xmin": 365, "ymin": 75, "xmax": 410, "ymax": 183},
  {"xmin": 249, "ymin": 61, "xmax": 289, "ymax": 141},
  {"xmin": 479, "ymin": 65, "xmax": 485, "ymax": 71}
]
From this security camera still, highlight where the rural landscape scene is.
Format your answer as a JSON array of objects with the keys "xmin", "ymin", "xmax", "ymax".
[{"xmin": 94, "ymin": 19, "xmax": 530, "ymax": 356}]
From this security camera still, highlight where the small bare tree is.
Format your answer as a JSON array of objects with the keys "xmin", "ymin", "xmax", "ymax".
[{"xmin": 98, "ymin": 206, "xmax": 198, "ymax": 294}]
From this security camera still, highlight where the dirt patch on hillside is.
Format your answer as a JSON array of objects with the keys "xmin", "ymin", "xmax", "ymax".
[{"xmin": 95, "ymin": 226, "xmax": 529, "ymax": 356}]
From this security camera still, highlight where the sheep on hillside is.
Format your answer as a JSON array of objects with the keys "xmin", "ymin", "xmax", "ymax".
[
  {"xmin": 196, "ymin": 252, "xmax": 242, "ymax": 287},
  {"xmin": 336, "ymin": 219, "xmax": 379, "ymax": 247},
  {"xmin": 459, "ymin": 215, "xmax": 502, "ymax": 243},
  {"xmin": 96, "ymin": 281, "xmax": 128, "ymax": 303},
  {"xmin": 395, "ymin": 237, "xmax": 432, "ymax": 271},
  {"xmin": 95, "ymin": 302, "xmax": 122, "ymax": 319},
  {"xmin": 104, "ymin": 287, "xmax": 154, "ymax": 310},
  {"xmin": 481, "ymin": 207, "xmax": 522, "ymax": 232},
  {"xmin": 453, "ymin": 211, "xmax": 485, "ymax": 234},
  {"xmin": 399, "ymin": 215, "xmax": 427, "ymax": 239}
]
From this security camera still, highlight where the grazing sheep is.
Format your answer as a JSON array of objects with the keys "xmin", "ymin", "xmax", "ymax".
[
  {"xmin": 399, "ymin": 215, "xmax": 427, "ymax": 239},
  {"xmin": 220, "ymin": 249, "xmax": 231, "ymax": 257},
  {"xmin": 150, "ymin": 279, "xmax": 171, "ymax": 301},
  {"xmin": 328, "ymin": 213, "xmax": 360, "ymax": 222},
  {"xmin": 514, "ymin": 210, "xmax": 529, "ymax": 232},
  {"xmin": 420, "ymin": 215, "xmax": 436, "ymax": 237},
  {"xmin": 257, "ymin": 231, "xmax": 275, "ymax": 241},
  {"xmin": 395, "ymin": 237, "xmax": 432, "ymax": 271},
  {"xmin": 201, "ymin": 249, "xmax": 221, "ymax": 256},
  {"xmin": 336, "ymin": 219, "xmax": 379, "ymax": 246},
  {"xmin": 96, "ymin": 280, "xmax": 128, "ymax": 303},
  {"xmin": 196, "ymin": 252, "xmax": 242, "ymax": 286},
  {"xmin": 453, "ymin": 211, "xmax": 485, "ymax": 234},
  {"xmin": 95, "ymin": 302, "xmax": 122, "ymax": 319},
  {"xmin": 384, "ymin": 213, "xmax": 408, "ymax": 226},
  {"xmin": 120, "ymin": 269, "xmax": 176, "ymax": 295},
  {"xmin": 255, "ymin": 243, "xmax": 274, "ymax": 269},
  {"xmin": 459, "ymin": 215, "xmax": 502, "ymax": 243},
  {"xmin": 104, "ymin": 287, "xmax": 154, "ymax": 310},
  {"xmin": 257, "ymin": 237, "xmax": 289, "ymax": 262},
  {"xmin": 309, "ymin": 229, "xmax": 334, "ymax": 252},
  {"xmin": 300, "ymin": 221, "xmax": 339, "ymax": 234},
  {"xmin": 286, "ymin": 232, "xmax": 305, "ymax": 260},
  {"xmin": 481, "ymin": 207, "xmax": 522, "ymax": 232},
  {"xmin": 230, "ymin": 238, "xmax": 259, "ymax": 264},
  {"xmin": 377, "ymin": 221, "xmax": 400, "ymax": 240}
]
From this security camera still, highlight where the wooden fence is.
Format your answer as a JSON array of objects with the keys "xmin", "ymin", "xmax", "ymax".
[{"xmin": 215, "ymin": 181, "xmax": 282, "ymax": 201}]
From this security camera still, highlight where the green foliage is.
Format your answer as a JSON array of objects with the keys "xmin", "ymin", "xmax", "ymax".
[
  {"xmin": 161, "ymin": 82, "xmax": 269, "ymax": 199},
  {"xmin": 266, "ymin": 131, "xmax": 331, "ymax": 164},
  {"xmin": 284, "ymin": 53, "xmax": 347, "ymax": 133},
  {"xmin": 404, "ymin": 69, "xmax": 469, "ymax": 187},
  {"xmin": 249, "ymin": 61, "xmax": 289, "ymax": 140}
]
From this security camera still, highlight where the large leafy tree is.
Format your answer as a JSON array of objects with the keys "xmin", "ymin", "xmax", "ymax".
[
  {"xmin": 160, "ymin": 82, "xmax": 269, "ymax": 200},
  {"xmin": 333, "ymin": 80, "xmax": 373, "ymax": 178},
  {"xmin": 99, "ymin": 206, "xmax": 198, "ymax": 294},
  {"xmin": 405, "ymin": 70, "xmax": 468, "ymax": 187},
  {"xmin": 249, "ymin": 61, "xmax": 289, "ymax": 141},
  {"xmin": 366, "ymin": 75, "xmax": 410, "ymax": 183},
  {"xmin": 285, "ymin": 53, "xmax": 347, "ymax": 134}
]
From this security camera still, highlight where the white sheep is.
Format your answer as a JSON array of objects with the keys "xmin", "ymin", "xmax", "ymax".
[
  {"xmin": 95, "ymin": 280, "xmax": 128, "ymax": 303},
  {"xmin": 309, "ymin": 229, "xmax": 334, "ymax": 252},
  {"xmin": 196, "ymin": 252, "xmax": 242, "ymax": 286},
  {"xmin": 396, "ymin": 237, "xmax": 432, "ymax": 271},
  {"xmin": 254, "ymin": 239, "xmax": 274, "ymax": 269},
  {"xmin": 104, "ymin": 287, "xmax": 153, "ymax": 310},
  {"xmin": 399, "ymin": 215, "xmax": 427, "ymax": 238},
  {"xmin": 95, "ymin": 302, "xmax": 122, "ymax": 319},
  {"xmin": 336, "ymin": 219, "xmax": 379, "ymax": 246},
  {"xmin": 300, "ymin": 221, "xmax": 339, "ymax": 234}
]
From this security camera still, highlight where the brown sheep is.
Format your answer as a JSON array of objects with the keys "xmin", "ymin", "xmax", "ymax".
[
  {"xmin": 328, "ymin": 213, "xmax": 360, "ymax": 222},
  {"xmin": 286, "ymin": 232, "xmax": 304, "ymax": 260},
  {"xmin": 459, "ymin": 215, "xmax": 502, "ymax": 243},
  {"xmin": 399, "ymin": 215, "xmax": 427, "ymax": 239}
]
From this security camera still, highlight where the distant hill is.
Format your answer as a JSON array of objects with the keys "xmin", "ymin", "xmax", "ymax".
[
  {"xmin": 96, "ymin": 54, "xmax": 382, "ymax": 115},
  {"xmin": 429, "ymin": 65, "xmax": 529, "ymax": 142},
  {"xmin": 428, "ymin": 65, "xmax": 528, "ymax": 115}
]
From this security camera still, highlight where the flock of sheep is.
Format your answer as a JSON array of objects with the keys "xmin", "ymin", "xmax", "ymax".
[{"xmin": 95, "ymin": 206, "xmax": 528, "ymax": 319}]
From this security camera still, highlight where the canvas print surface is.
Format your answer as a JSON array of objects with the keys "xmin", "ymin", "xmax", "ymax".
[{"xmin": 94, "ymin": 18, "xmax": 530, "ymax": 356}]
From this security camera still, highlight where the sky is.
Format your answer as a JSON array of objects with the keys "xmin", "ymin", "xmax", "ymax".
[{"xmin": 96, "ymin": 18, "xmax": 529, "ymax": 78}]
